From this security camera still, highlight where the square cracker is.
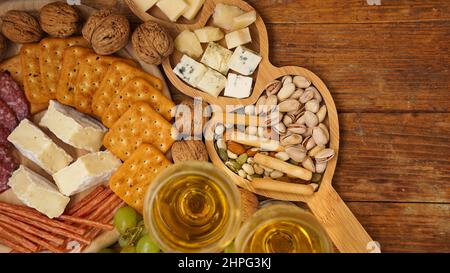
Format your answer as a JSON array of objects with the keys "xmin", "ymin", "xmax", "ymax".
[
  {"xmin": 103, "ymin": 102, "xmax": 176, "ymax": 161},
  {"xmin": 109, "ymin": 143, "xmax": 172, "ymax": 212},
  {"xmin": 102, "ymin": 77, "xmax": 175, "ymax": 128},
  {"xmin": 73, "ymin": 53, "xmax": 131, "ymax": 114},
  {"xmin": 0, "ymin": 55, "xmax": 23, "ymax": 88},
  {"xmin": 92, "ymin": 61, "xmax": 163, "ymax": 117},
  {"xmin": 20, "ymin": 43, "xmax": 50, "ymax": 104},
  {"xmin": 56, "ymin": 46, "xmax": 92, "ymax": 106},
  {"xmin": 39, "ymin": 37, "xmax": 88, "ymax": 98}
]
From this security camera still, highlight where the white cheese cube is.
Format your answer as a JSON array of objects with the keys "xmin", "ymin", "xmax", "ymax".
[
  {"xmin": 132, "ymin": 0, "xmax": 158, "ymax": 12},
  {"xmin": 194, "ymin": 27, "xmax": 224, "ymax": 43},
  {"xmin": 173, "ymin": 55, "xmax": 208, "ymax": 87},
  {"xmin": 228, "ymin": 46, "xmax": 262, "ymax": 76},
  {"xmin": 232, "ymin": 10, "xmax": 257, "ymax": 30},
  {"xmin": 8, "ymin": 119, "xmax": 73, "ymax": 175},
  {"xmin": 53, "ymin": 151, "xmax": 121, "ymax": 196},
  {"xmin": 39, "ymin": 100, "xmax": 107, "ymax": 152},
  {"xmin": 212, "ymin": 3, "xmax": 245, "ymax": 30},
  {"xmin": 224, "ymin": 73, "xmax": 253, "ymax": 98},
  {"xmin": 225, "ymin": 27, "xmax": 252, "ymax": 49},
  {"xmin": 175, "ymin": 30, "xmax": 204, "ymax": 59},
  {"xmin": 156, "ymin": 0, "xmax": 188, "ymax": 22},
  {"xmin": 200, "ymin": 42, "xmax": 232, "ymax": 75},
  {"xmin": 197, "ymin": 69, "xmax": 227, "ymax": 97},
  {"xmin": 8, "ymin": 165, "xmax": 70, "ymax": 218},
  {"xmin": 182, "ymin": 0, "xmax": 205, "ymax": 20}
]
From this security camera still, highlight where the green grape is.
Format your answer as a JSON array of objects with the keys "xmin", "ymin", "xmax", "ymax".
[
  {"xmin": 114, "ymin": 206, "xmax": 137, "ymax": 234},
  {"xmin": 118, "ymin": 234, "xmax": 131, "ymax": 248},
  {"xmin": 120, "ymin": 246, "xmax": 136, "ymax": 253},
  {"xmin": 136, "ymin": 213, "xmax": 144, "ymax": 223},
  {"xmin": 98, "ymin": 248, "xmax": 115, "ymax": 253},
  {"xmin": 136, "ymin": 235, "xmax": 160, "ymax": 253}
]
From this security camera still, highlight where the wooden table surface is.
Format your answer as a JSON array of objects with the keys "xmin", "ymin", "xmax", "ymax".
[{"xmin": 86, "ymin": 0, "xmax": 450, "ymax": 253}]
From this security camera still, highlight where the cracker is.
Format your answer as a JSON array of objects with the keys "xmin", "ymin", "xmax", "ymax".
[
  {"xmin": 55, "ymin": 46, "xmax": 92, "ymax": 106},
  {"xmin": 103, "ymin": 102, "xmax": 176, "ymax": 161},
  {"xmin": 109, "ymin": 143, "xmax": 172, "ymax": 212},
  {"xmin": 73, "ymin": 53, "xmax": 128, "ymax": 114},
  {"xmin": 30, "ymin": 102, "xmax": 49, "ymax": 114},
  {"xmin": 0, "ymin": 55, "xmax": 23, "ymax": 88},
  {"xmin": 39, "ymin": 37, "xmax": 88, "ymax": 98},
  {"xmin": 102, "ymin": 77, "xmax": 175, "ymax": 128},
  {"xmin": 92, "ymin": 61, "xmax": 163, "ymax": 117},
  {"xmin": 20, "ymin": 44, "xmax": 50, "ymax": 104}
]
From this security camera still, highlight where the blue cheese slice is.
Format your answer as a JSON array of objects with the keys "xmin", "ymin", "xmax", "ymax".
[
  {"xmin": 197, "ymin": 68, "xmax": 227, "ymax": 97},
  {"xmin": 53, "ymin": 151, "xmax": 121, "ymax": 196},
  {"xmin": 228, "ymin": 46, "xmax": 262, "ymax": 76},
  {"xmin": 200, "ymin": 42, "xmax": 232, "ymax": 75},
  {"xmin": 173, "ymin": 55, "xmax": 208, "ymax": 87},
  {"xmin": 224, "ymin": 73, "xmax": 253, "ymax": 98},
  {"xmin": 8, "ymin": 165, "xmax": 70, "ymax": 218},
  {"xmin": 40, "ymin": 100, "xmax": 107, "ymax": 152},
  {"xmin": 8, "ymin": 119, "xmax": 73, "ymax": 175}
]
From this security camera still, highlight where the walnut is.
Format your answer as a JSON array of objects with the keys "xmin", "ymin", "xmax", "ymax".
[
  {"xmin": 0, "ymin": 33, "xmax": 7, "ymax": 59},
  {"xmin": 1, "ymin": 10, "xmax": 42, "ymax": 43},
  {"xmin": 171, "ymin": 140, "xmax": 209, "ymax": 163},
  {"xmin": 39, "ymin": 2, "xmax": 80, "ymax": 37},
  {"xmin": 132, "ymin": 21, "xmax": 173, "ymax": 65},
  {"xmin": 82, "ymin": 9, "xmax": 129, "ymax": 55}
]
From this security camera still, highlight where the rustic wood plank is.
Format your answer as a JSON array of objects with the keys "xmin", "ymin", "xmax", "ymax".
[
  {"xmin": 347, "ymin": 202, "xmax": 450, "ymax": 253},
  {"xmin": 247, "ymin": 0, "xmax": 450, "ymax": 23},
  {"xmin": 267, "ymin": 22, "xmax": 450, "ymax": 112},
  {"xmin": 335, "ymin": 113, "xmax": 450, "ymax": 203}
]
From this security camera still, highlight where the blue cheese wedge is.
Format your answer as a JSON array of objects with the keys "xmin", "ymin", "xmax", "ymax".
[
  {"xmin": 8, "ymin": 119, "xmax": 73, "ymax": 175},
  {"xmin": 53, "ymin": 151, "xmax": 121, "ymax": 196},
  {"xmin": 228, "ymin": 46, "xmax": 262, "ymax": 76},
  {"xmin": 197, "ymin": 69, "xmax": 227, "ymax": 97},
  {"xmin": 8, "ymin": 165, "xmax": 70, "ymax": 218},
  {"xmin": 200, "ymin": 42, "xmax": 232, "ymax": 75},
  {"xmin": 224, "ymin": 73, "xmax": 253, "ymax": 98},
  {"xmin": 173, "ymin": 55, "xmax": 208, "ymax": 87},
  {"xmin": 39, "ymin": 100, "xmax": 107, "ymax": 152}
]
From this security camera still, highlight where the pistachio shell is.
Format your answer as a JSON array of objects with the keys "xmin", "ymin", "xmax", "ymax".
[
  {"xmin": 254, "ymin": 164, "xmax": 264, "ymax": 175},
  {"xmin": 290, "ymin": 89, "xmax": 304, "ymax": 100},
  {"xmin": 278, "ymin": 99, "xmax": 300, "ymax": 112},
  {"xmin": 287, "ymin": 124, "xmax": 307, "ymax": 134},
  {"xmin": 273, "ymin": 122, "xmax": 286, "ymax": 134},
  {"xmin": 315, "ymin": 161, "xmax": 327, "ymax": 174},
  {"xmin": 309, "ymin": 144, "xmax": 325, "ymax": 157},
  {"xmin": 256, "ymin": 95, "xmax": 267, "ymax": 114},
  {"xmin": 275, "ymin": 152, "xmax": 290, "ymax": 161},
  {"xmin": 318, "ymin": 123, "xmax": 330, "ymax": 141},
  {"xmin": 312, "ymin": 126, "xmax": 329, "ymax": 145},
  {"xmin": 286, "ymin": 146, "xmax": 307, "ymax": 162},
  {"xmin": 277, "ymin": 82, "xmax": 296, "ymax": 101},
  {"xmin": 299, "ymin": 89, "xmax": 314, "ymax": 103},
  {"xmin": 283, "ymin": 114, "xmax": 295, "ymax": 126},
  {"xmin": 282, "ymin": 75, "xmax": 293, "ymax": 84},
  {"xmin": 242, "ymin": 163, "xmax": 255, "ymax": 175},
  {"xmin": 293, "ymin": 76, "xmax": 311, "ymax": 88},
  {"xmin": 317, "ymin": 105, "xmax": 327, "ymax": 123},
  {"xmin": 265, "ymin": 80, "xmax": 282, "ymax": 96},
  {"xmin": 305, "ymin": 99, "xmax": 320, "ymax": 113},
  {"xmin": 302, "ymin": 136, "xmax": 316, "ymax": 150},
  {"xmin": 270, "ymin": 170, "xmax": 284, "ymax": 179},
  {"xmin": 304, "ymin": 111, "xmax": 319, "ymax": 128},
  {"xmin": 281, "ymin": 134, "xmax": 303, "ymax": 146},
  {"xmin": 264, "ymin": 95, "xmax": 278, "ymax": 113},
  {"xmin": 302, "ymin": 127, "xmax": 314, "ymax": 137},
  {"xmin": 302, "ymin": 157, "xmax": 315, "ymax": 172},
  {"xmin": 315, "ymin": 148, "xmax": 335, "ymax": 163},
  {"xmin": 296, "ymin": 113, "xmax": 306, "ymax": 125},
  {"xmin": 307, "ymin": 86, "xmax": 322, "ymax": 103}
]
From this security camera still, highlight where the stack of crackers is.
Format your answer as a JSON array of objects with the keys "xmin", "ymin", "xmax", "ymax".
[{"xmin": 0, "ymin": 36, "xmax": 179, "ymax": 213}]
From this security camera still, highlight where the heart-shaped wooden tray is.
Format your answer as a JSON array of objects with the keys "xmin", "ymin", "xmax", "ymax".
[{"xmin": 126, "ymin": 0, "xmax": 375, "ymax": 253}]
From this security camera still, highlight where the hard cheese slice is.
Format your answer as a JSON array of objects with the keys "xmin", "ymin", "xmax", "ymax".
[
  {"xmin": 7, "ymin": 119, "xmax": 73, "ymax": 175},
  {"xmin": 109, "ymin": 144, "xmax": 171, "ymax": 213},
  {"xmin": 103, "ymin": 102, "xmax": 177, "ymax": 161},
  {"xmin": 8, "ymin": 165, "xmax": 70, "ymax": 218},
  {"xmin": 39, "ymin": 100, "xmax": 107, "ymax": 152},
  {"xmin": 53, "ymin": 151, "xmax": 121, "ymax": 196}
]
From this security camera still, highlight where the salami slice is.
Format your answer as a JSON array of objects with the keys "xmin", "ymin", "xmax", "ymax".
[
  {"xmin": 0, "ymin": 125, "xmax": 11, "ymax": 148},
  {"xmin": 0, "ymin": 164, "xmax": 11, "ymax": 193},
  {"xmin": 0, "ymin": 145, "xmax": 18, "ymax": 193},
  {"xmin": 0, "ymin": 71, "xmax": 29, "ymax": 121},
  {"xmin": 0, "ymin": 99, "xmax": 18, "ymax": 132}
]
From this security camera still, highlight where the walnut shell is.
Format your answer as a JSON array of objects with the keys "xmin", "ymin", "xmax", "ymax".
[
  {"xmin": 171, "ymin": 140, "xmax": 209, "ymax": 163},
  {"xmin": 82, "ymin": 9, "xmax": 115, "ymax": 42},
  {"xmin": 1, "ymin": 10, "xmax": 42, "ymax": 43},
  {"xmin": 132, "ymin": 21, "xmax": 173, "ymax": 65},
  {"xmin": 82, "ymin": 11, "xmax": 130, "ymax": 55},
  {"xmin": 39, "ymin": 2, "xmax": 80, "ymax": 37}
]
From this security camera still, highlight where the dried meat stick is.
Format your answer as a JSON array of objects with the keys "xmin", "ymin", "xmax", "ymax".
[
  {"xmin": 0, "ymin": 235, "xmax": 29, "ymax": 253},
  {"xmin": 85, "ymin": 193, "xmax": 120, "ymax": 221},
  {"xmin": 66, "ymin": 186, "xmax": 105, "ymax": 215},
  {"xmin": 0, "ymin": 202, "xmax": 85, "ymax": 235},
  {"xmin": 0, "ymin": 210, "xmax": 91, "ymax": 245},
  {"xmin": 58, "ymin": 215, "xmax": 114, "ymax": 230},
  {"xmin": 0, "ymin": 223, "xmax": 39, "ymax": 252},
  {"xmin": 0, "ymin": 213, "xmax": 65, "ymax": 245},
  {"xmin": 71, "ymin": 188, "xmax": 113, "ymax": 217}
]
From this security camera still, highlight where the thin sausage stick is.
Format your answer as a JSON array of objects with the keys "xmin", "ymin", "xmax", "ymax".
[
  {"xmin": 66, "ymin": 186, "xmax": 105, "ymax": 215},
  {"xmin": 0, "ymin": 235, "xmax": 29, "ymax": 253},
  {"xmin": 71, "ymin": 189, "xmax": 113, "ymax": 217},
  {"xmin": 0, "ymin": 223, "xmax": 39, "ymax": 252},
  {"xmin": 58, "ymin": 215, "xmax": 114, "ymax": 231}
]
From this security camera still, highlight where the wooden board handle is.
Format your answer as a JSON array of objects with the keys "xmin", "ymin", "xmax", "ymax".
[{"xmin": 307, "ymin": 186, "xmax": 376, "ymax": 253}]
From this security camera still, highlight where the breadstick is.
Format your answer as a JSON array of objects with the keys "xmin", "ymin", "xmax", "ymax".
[
  {"xmin": 252, "ymin": 178, "xmax": 317, "ymax": 196},
  {"xmin": 66, "ymin": 185, "xmax": 105, "ymax": 215},
  {"xmin": 0, "ymin": 223, "xmax": 39, "ymax": 252},
  {"xmin": 254, "ymin": 153, "xmax": 312, "ymax": 180},
  {"xmin": 229, "ymin": 131, "xmax": 284, "ymax": 152},
  {"xmin": 58, "ymin": 215, "xmax": 114, "ymax": 230}
]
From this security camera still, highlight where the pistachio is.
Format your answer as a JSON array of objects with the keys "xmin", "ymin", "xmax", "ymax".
[
  {"xmin": 307, "ymin": 86, "xmax": 322, "ymax": 103},
  {"xmin": 317, "ymin": 105, "xmax": 327, "ymax": 123},
  {"xmin": 305, "ymin": 99, "xmax": 320, "ymax": 113},
  {"xmin": 265, "ymin": 80, "xmax": 282, "ymax": 96},
  {"xmin": 299, "ymin": 89, "xmax": 314, "ymax": 104},
  {"xmin": 287, "ymin": 124, "xmax": 307, "ymax": 135},
  {"xmin": 278, "ymin": 99, "xmax": 300, "ymax": 112},
  {"xmin": 256, "ymin": 95, "xmax": 267, "ymax": 114},
  {"xmin": 315, "ymin": 161, "xmax": 327, "ymax": 174},
  {"xmin": 265, "ymin": 95, "xmax": 278, "ymax": 113},
  {"xmin": 254, "ymin": 164, "xmax": 264, "ymax": 175},
  {"xmin": 227, "ymin": 150, "xmax": 238, "ymax": 159},
  {"xmin": 238, "ymin": 169, "xmax": 247, "ymax": 178},
  {"xmin": 225, "ymin": 161, "xmax": 240, "ymax": 173},
  {"xmin": 309, "ymin": 144, "xmax": 325, "ymax": 157},
  {"xmin": 275, "ymin": 151, "xmax": 290, "ymax": 161},
  {"xmin": 281, "ymin": 134, "xmax": 303, "ymax": 146},
  {"xmin": 304, "ymin": 111, "xmax": 319, "ymax": 128},
  {"xmin": 282, "ymin": 75, "xmax": 293, "ymax": 84},
  {"xmin": 290, "ymin": 89, "xmax": 304, "ymax": 100},
  {"xmin": 293, "ymin": 76, "xmax": 311, "ymax": 88},
  {"xmin": 244, "ymin": 105, "xmax": 255, "ymax": 116},
  {"xmin": 277, "ymin": 82, "xmax": 296, "ymax": 101},
  {"xmin": 260, "ymin": 164, "xmax": 274, "ymax": 173},
  {"xmin": 273, "ymin": 122, "xmax": 286, "ymax": 134},
  {"xmin": 303, "ymin": 136, "xmax": 316, "ymax": 150},
  {"xmin": 283, "ymin": 114, "xmax": 295, "ymax": 127},
  {"xmin": 318, "ymin": 123, "xmax": 330, "ymax": 141},
  {"xmin": 218, "ymin": 148, "xmax": 228, "ymax": 161},
  {"xmin": 315, "ymin": 148, "xmax": 335, "ymax": 163},
  {"xmin": 296, "ymin": 113, "xmax": 306, "ymax": 125},
  {"xmin": 286, "ymin": 146, "xmax": 307, "ymax": 162},
  {"xmin": 242, "ymin": 163, "xmax": 255, "ymax": 175},
  {"xmin": 270, "ymin": 170, "xmax": 284, "ymax": 179},
  {"xmin": 303, "ymin": 127, "xmax": 314, "ymax": 137},
  {"xmin": 312, "ymin": 127, "xmax": 328, "ymax": 145},
  {"xmin": 302, "ymin": 157, "xmax": 315, "ymax": 172}
]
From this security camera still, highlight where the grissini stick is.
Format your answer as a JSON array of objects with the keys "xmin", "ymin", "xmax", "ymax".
[
  {"xmin": 252, "ymin": 178, "xmax": 318, "ymax": 196},
  {"xmin": 254, "ymin": 153, "xmax": 312, "ymax": 181}
]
